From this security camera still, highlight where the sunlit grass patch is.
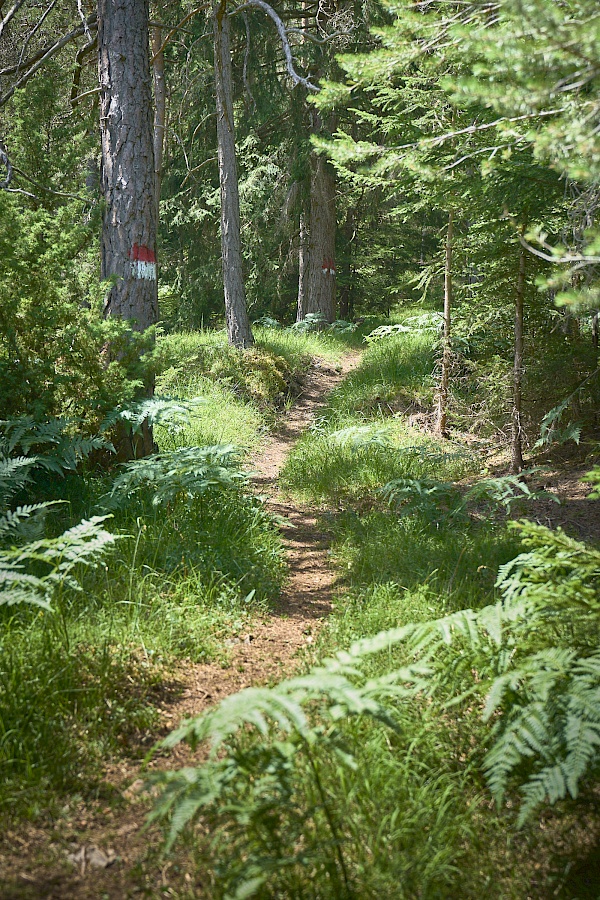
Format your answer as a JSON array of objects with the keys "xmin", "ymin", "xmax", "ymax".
[
  {"xmin": 278, "ymin": 325, "xmax": 474, "ymax": 503},
  {"xmin": 253, "ymin": 324, "xmax": 358, "ymax": 365},
  {"xmin": 281, "ymin": 421, "xmax": 476, "ymax": 503},
  {"xmin": 154, "ymin": 373, "xmax": 265, "ymax": 454}
]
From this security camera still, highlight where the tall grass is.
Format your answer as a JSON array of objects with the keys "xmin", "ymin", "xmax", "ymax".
[
  {"xmin": 281, "ymin": 329, "xmax": 475, "ymax": 502},
  {"xmin": 0, "ymin": 460, "xmax": 285, "ymax": 816},
  {"xmin": 153, "ymin": 326, "xmax": 367, "ymax": 456}
]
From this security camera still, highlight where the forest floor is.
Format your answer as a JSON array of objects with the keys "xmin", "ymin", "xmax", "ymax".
[
  {"xmin": 2, "ymin": 337, "xmax": 600, "ymax": 900},
  {"xmin": 0, "ymin": 352, "xmax": 361, "ymax": 900}
]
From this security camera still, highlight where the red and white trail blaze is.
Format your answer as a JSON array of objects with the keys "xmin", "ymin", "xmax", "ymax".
[
  {"xmin": 321, "ymin": 257, "xmax": 336, "ymax": 277},
  {"xmin": 129, "ymin": 243, "xmax": 157, "ymax": 280}
]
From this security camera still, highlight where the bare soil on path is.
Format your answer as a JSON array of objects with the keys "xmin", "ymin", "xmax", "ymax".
[{"xmin": 0, "ymin": 353, "xmax": 360, "ymax": 900}]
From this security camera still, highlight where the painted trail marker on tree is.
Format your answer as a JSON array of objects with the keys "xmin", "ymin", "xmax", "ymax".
[
  {"xmin": 321, "ymin": 257, "xmax": 336, "ymax": 276},
  {"xmin": 129, "ymin": 243, "xmax": 157, "ymax": 280}
]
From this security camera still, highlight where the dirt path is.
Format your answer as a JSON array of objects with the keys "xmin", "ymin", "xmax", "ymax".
[
  {"xmin": 0, "ymin": 353, "xmax": 360, "ymax": 900},
  {"xmin": 156, "ymin": 353, "xmax": 360, "ymax": 728}
]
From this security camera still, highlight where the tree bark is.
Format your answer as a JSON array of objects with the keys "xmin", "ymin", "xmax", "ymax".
[
  {"xmin": 98, "ymin": 0, "xmax": 158, "ymax": 332},
  {"xmin": 437, "ymin": 210, "xmax": 453, "ymax": 436},
  {"xmin": 305, "ymin": 152, "xmax": 336, "ymax": 324},
  {"xmin": 512, "ymin": 238, "xmax": 527, "ymax": 474},
  {"xmin": 98, "ymin": 0, "xmax": 158, "ymax": 458},
  {"xmin": 296, "ymin": 210, "xmax": 309, "ymax": 322},
  {"xmin": 152, "ymin": 24, "xmax": 166, "ymax": 219},
  {"xmin": 213, "ymin": 0, "xmax": 253, "ymax": 348}
]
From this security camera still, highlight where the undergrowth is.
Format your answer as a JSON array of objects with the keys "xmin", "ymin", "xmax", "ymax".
[
  {"xmin": 0, "ymin": 321, "xmax": 366, "ymax": 818},
  {"xmin": 0, "ymin": 342, "xmax": 294, "ymax": 818},
  {"xmin": 153, "ymin": 325, "xmax": 364, "ymax": 454},
  {"xmin": 153, "ymin": 313, "xmax": 600, "ymax": 899},
  {"xmin": 281, "ymin": 327, "xmax": 476, "ymax": 502}
]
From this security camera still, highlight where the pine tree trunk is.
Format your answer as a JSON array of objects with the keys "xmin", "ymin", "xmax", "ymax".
[
  {"xmin": 152, "ymin": 24, "xmax": 166, "ymax": 218},
  {"xmin": 512, "ymin": 239, "xmax": 527, "ymax": 474},
  {"xmin": 213, "ymin": 0, "xmax": 253, "ymax": 348},
  {"xmin": 98, "ymin": 0, "xmax": 158, "ymax": 331},
  {"xmin": 296, "ymin": 211, "xmax": 309, "ymax": 322},
  {"xmin": 437, "ymin": 210, "xmax": 453, "ymax": 436},
  {"xmin": 305, "ymin": 153, "xmax": 336, "ymax": 324},
  {"xmin": 98, "ymin": 0, "xmax": 158, "ymax": 458}
]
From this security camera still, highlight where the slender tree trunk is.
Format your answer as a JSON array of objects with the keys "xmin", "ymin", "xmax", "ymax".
[
  {"xmin": 592, "ymin": 311, "xmax": 599, "ymax": 353},
  {"xmin": 512, "ymin": 238, "xmax": 527, "ymax": 473},
  {"xmin": 213, "ymin": 0, "xmax": 253, "ymax": 348},
  {"xmin": 437, "ymin": 210, "xmax": 453, "ymax": 436},
  {"xmin": 338, "ymin": 208, "xmax": 355, "ymax": 321},
  {"xmin": 296, "ymin": 210, "xmax": 309, "ymax": 322},
  {"xmin": 338, "ymin": 283, "xmax": 349, "ymax": 321},
  {"xmin": 98, "ymin": 0, "xmax": 158, "ymax": 457},
  {"xmin": 152, "ymin": 24, "xmax": 166, "ymax": 219},
  {"xmin": 305, "ymin": 152, "xmax": 336, "ymax": 323}
]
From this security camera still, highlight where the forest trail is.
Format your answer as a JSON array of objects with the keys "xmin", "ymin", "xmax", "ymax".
[
  {"xmin": 0, "ymin": 352, "xmax": 360, "ymax": 900},
  {"xmin": 158, "ymin": 351, "xmax": 361, "ymax": 730}
]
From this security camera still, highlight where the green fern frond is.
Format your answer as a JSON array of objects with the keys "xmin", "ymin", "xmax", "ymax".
[
  {"xmin": 154, "ymin": 510, "xmax": 600, "ymax": 844},
  {"xmin": 0, "ymin": 502, "xmax": 60, "ymax": 547},
  {"xmin": 462, "ymin": 472, "xmax": 557, "ymax": 514},
  {"xmin": 330, "ymin": 425, "xmax": 392, "ymax": 450},
  {"xmin": 101, "ymin": 396, "xmax": 206, "ymax": 436},
  {"xmin": 106, "ymin": 445, "xmax": 246, "ymax": 508},
  {"xmin": 0, "ymin": 516, "xmax": 120, "ymax": 609},
  {"xmin": 0, "ymin": 455, "xmax": 38, "ymax": 507},
  {"xmin": 0, "ymin": 417, "xmax": 112, "ymax": 475},
  {"xmin": 517, "ymin": 765, "xmax": 569, "ymax": 826}
]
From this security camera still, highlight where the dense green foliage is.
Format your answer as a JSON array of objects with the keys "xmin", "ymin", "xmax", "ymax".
[
  {"xmin": 0, "ymin": 325, "xmax": 359, "ymax": 817},
  {"xmin": 0, "ymin": 333, "xmax": 307, "ymax": 815},
  {"xmin": 1, "ymin": 0, "xmax": 600, "ymax": 894}
]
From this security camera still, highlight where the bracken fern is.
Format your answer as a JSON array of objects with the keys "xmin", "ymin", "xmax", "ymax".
[{"xmin": 155, "ymin": 517, "xmax": 600, "ymax": 854}]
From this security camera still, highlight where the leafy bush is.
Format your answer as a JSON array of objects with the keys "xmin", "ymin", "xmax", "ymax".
[{"xmin": 0, "ymin": 195, "xmax": 153, "ymax": 425}]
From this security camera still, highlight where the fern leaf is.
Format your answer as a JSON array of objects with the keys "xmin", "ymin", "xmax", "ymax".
[{"xmin": 518, "ymin": 765, "xmax": 568, "ymax": 826}]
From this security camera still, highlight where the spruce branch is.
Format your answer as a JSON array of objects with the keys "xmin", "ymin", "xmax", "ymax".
[{"xmin": 0, "ymin": 16, "xmax": 98, "ymax": 108}]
